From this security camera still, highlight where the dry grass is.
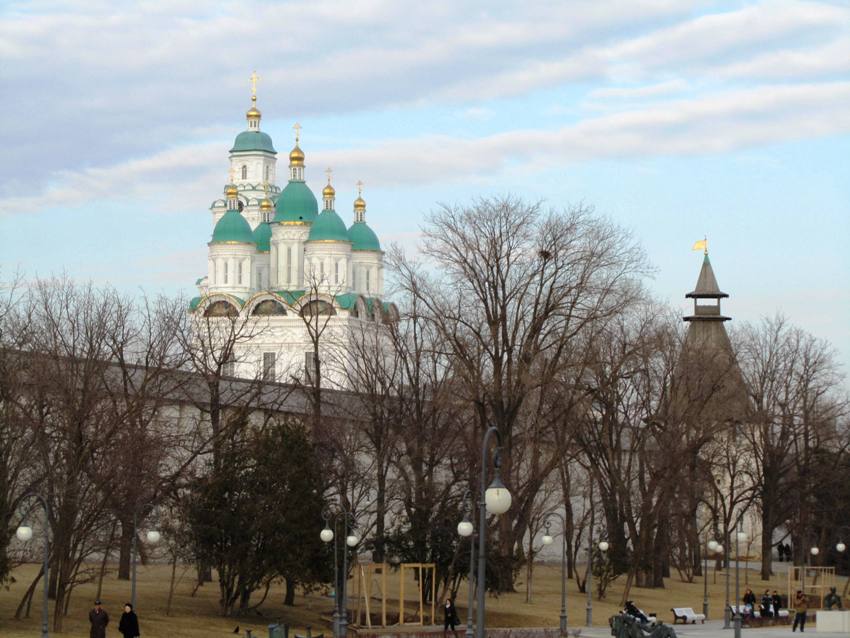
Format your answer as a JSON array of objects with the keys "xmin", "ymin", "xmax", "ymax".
[{"xmin": 1, "ymin": 562, "xmax": 845, "ymax": 637}]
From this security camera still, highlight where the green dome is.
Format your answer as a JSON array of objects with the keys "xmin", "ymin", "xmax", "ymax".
[
  {"xmin": 211, "ymin": 209, "xmax": 255, "ymax": 245},
  {"xmin": 274, "ymin": 180, "xmax": 318, "ymax": 224},
  {"xmin": 230, "ymin": 130, "xmax": 276, "ymax": 154},
  {"xmin": 253, "ymin": 221, "xmax": 272, "ymax": 252},
  {"xmin": 307, "ymin": 209, "xmax": 351, "ymax": 243},
  {"xmin": 348, "ymin": 221, "xmax": 381, "ymax": 251}
]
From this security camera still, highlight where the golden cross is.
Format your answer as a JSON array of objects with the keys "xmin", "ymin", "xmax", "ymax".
[
  {"xmin": 228, "ymin": 166, "xmax": 235, "ymax": 183},
  {"xmin": 249, "ymin": 71, "xmax": 259, "ymax": 102},
  {"xmin": 293, "ymin": 122, "xmax": 302, "ymax": 144},
  {"xmin": 325, "ymin": 167, "xmax": 333, "ymax": 184},
  {"xmin": 356, "ymin": 180, "xmax": 364, "ymax": 196}
]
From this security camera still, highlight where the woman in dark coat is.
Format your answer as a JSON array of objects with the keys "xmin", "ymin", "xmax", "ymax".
[{"xmin": 118, "ymin": 603, "xmax": 140, "ymax": 638}]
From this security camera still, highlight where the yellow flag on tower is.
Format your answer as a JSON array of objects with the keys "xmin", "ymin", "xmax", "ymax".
[{"xmin": 692, "ymin": 239, "xmax": 707, "ymax": 252}]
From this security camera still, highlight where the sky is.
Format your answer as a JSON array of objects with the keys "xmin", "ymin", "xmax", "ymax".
[{"xmin": 1, "ymin": 0, "xmax": 848, "ymax": 371}]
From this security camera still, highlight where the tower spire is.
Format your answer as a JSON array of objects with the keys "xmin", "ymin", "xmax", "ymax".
[
  {"xmin": 288, "ymin": 123, "xmax": 305, "ymax": 181},
  {"xmin": 353, "ymin": 180, "xmax": 366, "ymax": 223},
  {"xmin": 685, "ymin": 251, "xmax": 729, "ymax": 323},
  {"xmin": 322, "ymin": 167, "xmax": 336, "ymax": 210},
  {"xmin": 246, "ymin": 71, "xmax": 262, "ymax": 131}
]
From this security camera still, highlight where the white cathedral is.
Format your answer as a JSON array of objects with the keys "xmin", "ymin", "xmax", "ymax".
[{"xmin": 190, "ymin": 89, "xmax": 396, "ymax": 386}]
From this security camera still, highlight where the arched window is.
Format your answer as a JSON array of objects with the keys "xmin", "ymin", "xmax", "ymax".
[
  {"xmin": 224, "ymin": 261, "xmax": 229, "ymax": 285},
  {"xmin": 300, "ymin": 300, "xmax": 336, "ymax": 318},
  {"xmin": 265, "ymin": 165, "xmax": 270, "ymax": 181},
  {"xmin": 241, "ymin": 165, "xmax": 247, "ymax": 180},
  {"xmin": 366, "ymin": 269, "xmax": 371, "ymax": 293},
  {"xmin": 334, "ymin": 261, "xmax": 340, "ymax": 284},
  {"xmin": 286, "ymin": 246, "xmax": 292, "ymax": 284},
  {"xmin": 252, "ymin": 300, "xmax": 287, "ymax": 316},
  {"xmin": 204, "ymin": 300, "xmax": 239, "ymax": 317}
]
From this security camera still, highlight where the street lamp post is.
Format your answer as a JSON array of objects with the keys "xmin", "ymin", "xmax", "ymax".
[
  {"xmin": 733, "ymin": 525, "xmax": 746, "ymax": 638},
  {"xmin": 541, "ymin": 513, "xmax": 568, "ymax": 636},
  {"xmin": 16, "ymin": 494, "xmax": 51, "ymax": 638},
  {"xmin": 704, "ymin": 538, "xmax": 720, "ymax": 618},
  {"xmin": 458, "ymin": 492, "xmax": 476, "ymax": 638},
  {"xmin": 585, "ymin": 539, "xmax": 609, "ymax": 627},
  {"xmin": 130, "ymin": 511, "xmax": 161, "ymax": 609},
  {"xmin": 475, "ymin": 427, "xmax": 512, "ymax": 638},
  {"xmin": 321, "ymin": 508, "xmax": 358, "ymax": 638},
  {"xmin": 723, "ymin": 535, "xmax": 731, "ymax": 629}
]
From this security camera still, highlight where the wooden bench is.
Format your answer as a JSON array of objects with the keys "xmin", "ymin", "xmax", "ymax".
[{"xmin": 671, "ymin": 608, "xmax": 706, "ymax": 624}]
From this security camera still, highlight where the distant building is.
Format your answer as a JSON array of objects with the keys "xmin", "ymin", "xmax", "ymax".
[{"xmin": 189, "ymin": 90, "xmax": 396, "ymax": 386}]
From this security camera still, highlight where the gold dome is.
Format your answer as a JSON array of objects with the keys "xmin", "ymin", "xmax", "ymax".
[
  {"xmin": 246, "ymin": 105, "xmax": 262, "ymax": 120},
  {"xmin": 260, "ymin": 197, "xmax": 273, "ymax": 211},
  {"xmin": 353, "ymin": 196, "xmax": 366, "ymax": 211},
  {"xmin": 225, "ymin": 184, "xmax": 238, "ymax": 198},
  {"xmin": 322, "ymin": 183, "xmax": 336, "ymax": 198},
  {"xmin": 289, "ymin": 145, "xmax": 305, "ymax": 167}
]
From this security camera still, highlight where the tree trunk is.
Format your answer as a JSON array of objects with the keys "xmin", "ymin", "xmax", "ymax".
[
  {"xmin": 14, "ymin": 567, "xmax": 42, "ymax": 619},
  {"xmin": 166, "ymin": 551, "xmax": 178, "ymax": 616},
  {"xmin": 118, "ymin": 519, "xmax": 133, "ymax": 580},
  {"xmin": 284, "ymin": 576, "xmax": 296, "ymax": 606}
]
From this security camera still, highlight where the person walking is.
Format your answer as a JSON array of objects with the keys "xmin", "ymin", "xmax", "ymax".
[
  {"xmin": 89, "ymin": 600, "xmax": 109, "ymax": 638},
  {"xmin": 443, "ymin": 597, "xmax": 459, "ymax": 638},
  {"xmin": 793, "ymin": 591, "xmax": 808, "ymax": 632},
  {"xmin": 772, "ymin": 590, "xmax": 783, "ymax": 617},
  {"xmin": 118, "ymin": 603, "xmax": 140, "ymax": 638}
]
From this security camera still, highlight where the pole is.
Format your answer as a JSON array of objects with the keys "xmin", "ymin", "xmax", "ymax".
[
  {"xmin": 465, "ymin": 494, "xmax": 476, "ymax": 638},
  {"xmin": 586, "ymin": 537, "xmax": 593, "ymax": 627},
  {"xmin": 131, "ymin": 510, "xmax": 138, "ymax": 609},
  {"xmin": 703, "ymin": 537, "xmax": 709, "ymax": 618},
  {"xmin": 333, "ymin": 518, "xmax": 340, "ymax": 638},
  {"xmin": 724, "ymin": 533, "xmax": 731, "ymax": 629},
  {"xmin": 733, "ymin": 524, "xmax": 741, "ymax": 638},
  {"xmin": 560, "ymin": 527, "xmax": 567, "ymax": 636},
  {"xmin": 475, "ymin": 427, "xmax": 500, "ymax": 638},
  {"xmin": 340, "ymin": 514, "xmax": 350, "ymax": 638},
  {"xmin": 36, "ymin": 495, "xmax": 50, "ymax": 638}
]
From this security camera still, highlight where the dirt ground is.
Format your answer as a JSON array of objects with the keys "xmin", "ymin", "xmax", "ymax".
[{"xmin": 1, "ymin": 561, "xmax": 845, "ymax": 637}]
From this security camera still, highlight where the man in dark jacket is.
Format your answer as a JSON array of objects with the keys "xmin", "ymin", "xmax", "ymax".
[
  {"xmin": 443, "ymin": 598, "xmax": 459, "ymax": 638},
  {"xmin": 118, "ymin": 602, "xmax": 140, "ymax": 638},
  {"xmin": 89, "ymin": 600, "xmax": 109, "ymax": 638}
]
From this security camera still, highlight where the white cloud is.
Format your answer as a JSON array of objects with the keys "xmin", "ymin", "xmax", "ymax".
[
  {"xmin": 7, "ymin": 80, "xmax": 849, "ymax": 215},
  {"xmin": 588, "ymin": 79, "xmax": 689, "ymax": 100}
]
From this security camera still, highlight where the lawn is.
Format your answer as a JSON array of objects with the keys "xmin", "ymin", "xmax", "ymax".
[{"xmin": 1, "ymin": 561, "xmax": 842, "ymax": 637}]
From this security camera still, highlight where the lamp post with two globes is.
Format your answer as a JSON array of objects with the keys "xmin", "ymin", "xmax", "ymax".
[
  {"xmin": 321, "ymin": 508, "xmax": 359, "ymax": 638},
  {"xmin": 475, "ymin": 427, "xmax": 512, "ymax": 638},
  {"xmin": 540, "ymin": 513, "xmax": 568, "ymax": 636},
  {"xmin": 16, "ymin": 493, "xmax": 50, "ymax": 638}
]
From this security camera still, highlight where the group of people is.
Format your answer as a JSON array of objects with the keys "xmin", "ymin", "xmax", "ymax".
[
  {"xmin": 88, "ymin": 600, "xmax": 141, "ymax": 638},
  {"xmin": 776, "ymin": 542, "xmax": 794, "ymax": 562},
  {"xmin": 742, "ymin": 587, "xmax": 783, "ymax": 618},
  {"xmin": 740, "ymin": 588, "xmax": 810, "ymax": 632}
]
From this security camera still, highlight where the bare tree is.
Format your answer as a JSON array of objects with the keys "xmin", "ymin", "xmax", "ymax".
[{"xmin": 390, "ymin": 197, "xmax": 649, "ymax": 590}]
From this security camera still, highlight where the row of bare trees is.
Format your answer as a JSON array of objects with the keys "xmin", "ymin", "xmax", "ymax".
[{"xmin": 3, "ymin": 196, "xmax": 848, "ymax": 627}]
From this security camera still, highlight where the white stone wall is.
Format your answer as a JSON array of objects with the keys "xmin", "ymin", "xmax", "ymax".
[
  {"xmin": 207, "ymin": 243, "xmax": 255, "ymax": 297},
  {"xmin": 304, "ymin": 241, "xmax": 352, "ymax": 295}
]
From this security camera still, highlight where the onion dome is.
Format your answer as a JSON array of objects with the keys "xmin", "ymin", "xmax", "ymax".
[
  {"xmin": 347, "ymin": 183, "xmax": 380, "ymax": 251},
  {"xmin": 260, "ymin": 197, "xmax": 273, "ymax": 214},
  {"xmin": 274, "ymin": 180, "xmax": 318, "ymax": 224},
  {"xmin": 290, "ymin": 145, "xmax": 305, "ymax": 167},
  {"xmin": 348, "ymin": 221, "xmax": 381, "ymax": 251},
  {"xmin": 225, "ymin": 184, "xmax": 238, "ymax": 199},
  {"xmin": 307, "ymin": 208, "xmax": 351, "ymax": 243},
  {"xmin": 246, "ymin": 105, "xmax": 261, "ymax": 120},
  {"xmin": 211, "ymin": 208, "xmax": 255, "ymax": 245},
  {"xmin": 253, "ymin": 221, "xmax": 272, "ymax": 252},
  {"xmin": 230, "ymin": 130, "xmax": 276, "ymax": 153},
  {"xmin": 322, "ymin": 182, "xmax": 335, "ymax": 199}
]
